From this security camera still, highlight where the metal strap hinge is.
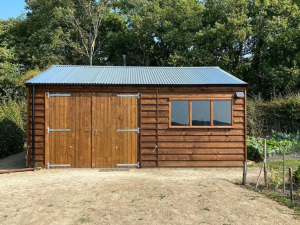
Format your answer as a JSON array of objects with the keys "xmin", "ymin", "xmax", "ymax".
[
  {"xmin": 117, "ymin": 127, "xmax": 139, "ymax": 134},
  {"xmin": 47, "ymin": 162, "xmax": 71, "ymax": 169},
  {"xmin": 117, "ymin": 93, "xmax": 140, "ymax": 99},
  {"xmin": 47, "ymin": 127, "xmax": 71, "ymax": 134},
  {"xmin": 117, "ymin": 162, "xmax": 140, "ymax": 168},
  {"xmin": 47, "ymin": 92, "xmax": 71, "ymax": 98}
]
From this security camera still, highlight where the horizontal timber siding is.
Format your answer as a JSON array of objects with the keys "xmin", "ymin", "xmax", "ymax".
[
  {"xmin": 139, "ymin": 86, "xmax": 246, "ymax": 167},
  {"xmin": 27, "ymin": 87, "xmax": 46, "ymax": 167},
  {"xmin": 26, "ymin": 85, "xmax": 246, "ymax": 168}
]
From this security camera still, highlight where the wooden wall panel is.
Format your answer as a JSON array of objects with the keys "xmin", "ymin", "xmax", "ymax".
[
  {"xmin": 27, "ymin": 85, "xmax": 246, "ymax": 168},
  {"xmin": 27, "ymin": 89, "xmax": 46, "ymax": 167},
  {"xmin": 139, "ymin": 86, "xmax": 247, "ymax": 167}
]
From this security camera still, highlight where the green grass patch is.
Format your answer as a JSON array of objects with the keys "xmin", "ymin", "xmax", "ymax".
[{"xmin": 249, "ymin": 159, "xmax": 299, "ymax": 173}]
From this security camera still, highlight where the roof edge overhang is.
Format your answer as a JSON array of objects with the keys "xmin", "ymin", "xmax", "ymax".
[{"xmin": 25, "ymin": 83, "xmax": 248, "ymax": 87}]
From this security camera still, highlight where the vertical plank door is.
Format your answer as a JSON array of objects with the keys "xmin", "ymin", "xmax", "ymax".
[
  {"xmin": 48, "ymin": 93, "xmax": 75, "ymax": 167},
  {"xmin": 92, "ymin": 93, "xmax": 118, "ymax": 167},
  {"xmin": 75, "ymin": 92, "xmax": 92, "ymax": 168},
  {"xmin": 92, "ymin": 93, "xmax": 138, "ymax": 168},
  {"xmin": 116, "ymin": 94, "xmax": 139, "ymax": 166}
]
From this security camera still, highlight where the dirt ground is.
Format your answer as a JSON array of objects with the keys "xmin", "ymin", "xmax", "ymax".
[{"xmin": 0, "ymin": 154, "xmax": 299, "ymax": 225}]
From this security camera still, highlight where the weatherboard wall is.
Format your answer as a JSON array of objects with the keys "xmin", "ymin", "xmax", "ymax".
[{"xmin": 26, "ymin": 85, "xmax": 246, "ymax": 168}]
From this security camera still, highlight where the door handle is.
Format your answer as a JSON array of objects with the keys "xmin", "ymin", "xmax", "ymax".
[{"xmin": 94, "ymin": 129, "xmax": 104, "ymax": 134}]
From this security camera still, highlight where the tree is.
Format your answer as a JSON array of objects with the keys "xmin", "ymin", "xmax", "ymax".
[{"xmin": 60, "ymin": 0, "xmax": 118, "ymax": 65}]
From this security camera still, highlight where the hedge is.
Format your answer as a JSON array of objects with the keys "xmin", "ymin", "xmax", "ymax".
[
  {"xmin": 248, "ymin": 93, "xmax": 300, "ymax": 136},
  {"xmin": 0, "ymin": 99, "xmax": 26, "ymax": 158}
]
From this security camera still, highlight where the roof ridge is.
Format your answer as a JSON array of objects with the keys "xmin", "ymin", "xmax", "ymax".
[{"xmin": 52, "ymin": 65, "xmax": 220, "ymax": 69}]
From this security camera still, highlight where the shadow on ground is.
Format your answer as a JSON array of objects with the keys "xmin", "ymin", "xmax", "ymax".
[{"xmin": 0, "ymin": 151, "xmax": 26, "ymax": 170}]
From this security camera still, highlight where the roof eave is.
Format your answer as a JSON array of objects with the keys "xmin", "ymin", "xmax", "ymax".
[{"xmin": 25, "ymin": 83, "xmax": 248, "ymax": 87}]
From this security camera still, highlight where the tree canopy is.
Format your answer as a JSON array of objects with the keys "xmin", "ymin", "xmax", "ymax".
[{"xmin": 1, "ymin": 0, "xmax": 300, "ymax": 99}]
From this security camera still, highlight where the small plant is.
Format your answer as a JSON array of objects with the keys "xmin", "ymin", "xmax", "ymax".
[
  {"xmin": 78, "ymin": 217, "xmax": 91, "ymax": 224},
  {"xmin": 131, "ymin": 198, "xmax": 141, "ymax": 203},
  {"xmin": 159, "ymin": 194, "xmax": 165, "ymax": 200},
  {"xmin": 138, "ymin": 218, "xmax": 143, "ymax": 221},
  {"xmin": 203, "ymin": 207, "xmax": 210, "ymax": 211},
  {"xmin": 269, "ymin": 166, "xmax": 282, "ymax": 190},
  {"xmin": 251, "ymin": 196, "xmax": 258, "ymax": 200},
  {"xmin": 294, "ymin": 166, "xmax": 300, "ymax": 185}
]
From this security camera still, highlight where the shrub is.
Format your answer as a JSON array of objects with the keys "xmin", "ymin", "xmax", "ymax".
[
  {"xmin": 294, "ymin": 166, "xmax": 300, "ymax": 185},
  {"xmin": 247, "ymin": 131, "xmax": 300, "ymax": 161},
  {"xmin": 0, "ymin": 99, "xmax": 26, "ymax": 158},
  {"xmin": 248, "ymin": 93, "xmax": 300, "ymax": 136}
]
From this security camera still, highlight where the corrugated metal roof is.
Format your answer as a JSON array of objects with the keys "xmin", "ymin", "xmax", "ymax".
[{"xmin": 26, "ymin": 65, "xmax": 247, "ymax": 85}]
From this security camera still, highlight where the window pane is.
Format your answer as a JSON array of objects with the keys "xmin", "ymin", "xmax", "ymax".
[
  {"xmin": 213, "ymin": 101, "xmax": 231, "ymax": 126},
  {"xmin": 192, "ymin": 101, "xmax": 210, "ymax": 126},
  {"xmin": 171, "ymin": 101, "xmax": 189, "ymax": 126}
]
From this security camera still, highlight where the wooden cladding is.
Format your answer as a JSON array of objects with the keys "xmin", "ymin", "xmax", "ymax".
[
  {"xmin": 139, "ymin": 86, "xmax": 247, "ymax": 167},
  {"xmin": 27, "ymin": 85, "xmax": 246, "ymax": 168}
]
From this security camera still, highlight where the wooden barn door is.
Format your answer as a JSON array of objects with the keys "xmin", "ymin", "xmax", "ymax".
[
  {"xmin": 92, "ymin": 93, "xmax": 139, "ymax": 168},
  {"xmin": 47, "ymin": 92, "xmax": 92, "ymax": 168},
  {"xmin": 48, "ymin": 93, "xmax": 75, "ymax": 167},
  {"xmin": 74, "ymin": 93, "xmax": 92, "ymax": 168}
]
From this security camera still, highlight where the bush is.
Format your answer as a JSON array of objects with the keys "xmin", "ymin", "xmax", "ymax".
[
  {"xmin": 247, "ymin": 131, "xmax": 300, "ymax": 161},
  {"xmin": 0, "ymin": 99, "xmax": 26, "ymax": 158},
  {"xmin": 247, "ymin": 136, "xmax": 263, "ymax": 161},
  {"xmin": 294, "ymin": 166, "xmax": 300, "ymax": 185},
  {"xmin": 248, "ymin": 93, "xmax": 300, "ymax": 136}
]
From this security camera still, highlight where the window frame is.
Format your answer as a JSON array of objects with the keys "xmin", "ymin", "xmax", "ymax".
[{"xmin": 169, "ymin": 98, "xmax": 234, "ymax": 128}]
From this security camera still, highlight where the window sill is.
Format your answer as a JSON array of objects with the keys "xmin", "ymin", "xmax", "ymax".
[{"xmin": 169, "ymin": 126, "xmax": 234, "ymax": 129}]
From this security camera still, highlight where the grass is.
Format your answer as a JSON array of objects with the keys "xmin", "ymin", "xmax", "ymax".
[
  {"xmin": 249, "ymin": 159, "xmax": 299, "ymax": 179},
  {"xmin": 245, "ymin": 159, "xmax": 300, "ymax": 215}
]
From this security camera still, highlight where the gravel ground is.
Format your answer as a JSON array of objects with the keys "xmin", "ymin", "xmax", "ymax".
[{"xmin": 0, "ymin": 155, "xmax": 299, "ymax": 225}]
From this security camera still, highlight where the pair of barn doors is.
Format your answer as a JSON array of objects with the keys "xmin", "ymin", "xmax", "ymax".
[{"xmin": 46, "ymin": 92, "xmax": 139, "ymax": 168}]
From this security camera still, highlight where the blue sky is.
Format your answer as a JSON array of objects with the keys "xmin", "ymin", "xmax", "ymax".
[{"xmin": 0, "ymin": 0, "xmax": 27, "ymax": 20}]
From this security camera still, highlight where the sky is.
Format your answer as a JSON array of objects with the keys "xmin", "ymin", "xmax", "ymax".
[{"xmin": 0, "ymin": 0, "xmax": 27, "ymax": 20}]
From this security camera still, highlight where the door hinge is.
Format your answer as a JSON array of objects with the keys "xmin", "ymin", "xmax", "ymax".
[
  {"xmin": 47, "ymin": 162, "xmax": 71, "ymax": 169},
  {"xmin": 117, "ymin": 162, "xmax": 140, "ymax": 168},
  {"xmin": 117, "ymin": 127, "xmax": 139, "ymax": 134},
  {"xmin": 47, "ymin": 92, "xmax": 71, "ymax": 98},
  {"xmin": 47, "ymin": 127, "xmax": 71, "ymax": 134},
  {"xmin": 117, "ymin": 93, "xmax": 140, "ymax": 99}
]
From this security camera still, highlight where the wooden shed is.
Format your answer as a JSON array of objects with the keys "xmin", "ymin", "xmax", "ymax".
[{"xmin": 26, "ymin": 66, "xmax": 247, "ymax": 169}]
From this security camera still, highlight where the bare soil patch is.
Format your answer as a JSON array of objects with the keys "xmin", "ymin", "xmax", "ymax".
[{"xmin": 0, "ymin": 165, "xmax": 299, "ymax": 225}]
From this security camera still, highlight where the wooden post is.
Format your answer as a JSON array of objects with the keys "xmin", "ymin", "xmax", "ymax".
[
  {"xmin": 283, "ymin": 152, "xmax": 286, "ymax": 193},
  {"xmin": 289, "ymin": 167, "xmax": 293, "ymax": 202},
  {"xmin": 263, "ymin": 139, "xmax": 268, "ymax": 187},
  {"xmin": 242, "ymin": 161, "xmax": 247, "ymax": 185}
]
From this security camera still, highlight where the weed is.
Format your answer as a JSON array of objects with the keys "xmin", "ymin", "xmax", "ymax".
[
  {"xmin": 131, "ymin": 198, "xmax": 141, "ymax": 203},
  {"xmin": 85, "ymin": 200, "xmax": 92, "ymax": 203},
  {"xmin": 4, "ymin": 215, "xmax": 7, "ymax": 218},
  {"xmin": 209, "ymin": 190, "xmax": 216, "ymax": 193},
  {"xmin": 269, "ymin": 166, "xmax": 282, "ymax": 191},
  {"xmin": 159, "ymin": 194, "xmax": 166, "ymax": 200},
  {"xmin": 198, "ymin": 195, "xmax": 202, "ymax": 197},
  {"xmin": 203, "ymin": 207, "xmax": 210, "ymax": 211},
  {"xmin": 293, "ymin": 215, "xmax": 300, "ymax": 220},
  {"xmin": 251, "ymin": 196, "xmax": 258, "ymax": 200},
  {"xmin": 78, "ymin": 216, "xmax": 91, "ymax": 224},
  {"xmin": 111, "ymin": 190, "xmax": 117, "ymax": 193},
  {"xmin": 47, "ymin": 204, "xmax": 53, "ymax": 207},
  {"xmin": 138, "ymin": 218, "xmax": 143, "ymax": 221}
]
